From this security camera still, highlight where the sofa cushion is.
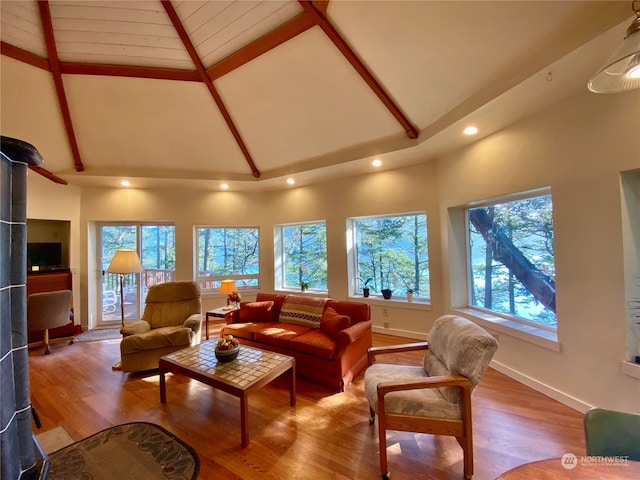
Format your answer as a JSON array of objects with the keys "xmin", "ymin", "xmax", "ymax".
[
  {"xmin": 222, "ymin": 322, "xmax": 277, "ymax": 341},
  {"xmin": 238, "ymin": 301, "xmax": 274, "ymax": 322},
  {"xmin": 290, "ymin": 329, "xmax": 337, "ymax": 360},
  {"xmin": 325, "ymin": 300, "xmax": 370, "ymax": 325},
  {"xmin": 279, "ymin": 295, "xmax": 327, "ymax": 328},
  {"xmin": 320, "ymin": 307, "xmax": 351, "ymax": 339},
  {"xmin": 254, "ymin": 323, "xmax": 312, "ymax": 349}
]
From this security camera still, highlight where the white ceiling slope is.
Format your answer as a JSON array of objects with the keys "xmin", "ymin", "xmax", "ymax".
[{"xmin": 0, "ymin": 1, "xmax": 633, "ymax": 190}]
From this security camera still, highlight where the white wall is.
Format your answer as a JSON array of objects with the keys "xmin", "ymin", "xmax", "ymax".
[{"xmin": 437, "ymin": 89, "xmax": 640, "ymax": 413}]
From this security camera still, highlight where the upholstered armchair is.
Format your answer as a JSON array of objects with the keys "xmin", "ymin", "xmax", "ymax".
[
  {"xmin": 27, "ymin": 289, "xmax": 74, "ymax": 355},
  {"xmin": 584, "ymin": 407, "xmax": 640, "ymax": 461},
  {"xmin": 364, "ymin": 315, "xmax": 498, "ymax": 480},
  {"xmin": 120, "ymin": 281, "xmax": 202, "ymax": 373}
]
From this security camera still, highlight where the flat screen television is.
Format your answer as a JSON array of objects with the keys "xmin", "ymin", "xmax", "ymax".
[{"xmin": 27, "ymin": 242, "xmax": 63, "ymax": 271}]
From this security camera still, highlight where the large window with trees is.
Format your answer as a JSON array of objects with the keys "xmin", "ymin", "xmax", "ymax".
[
  {"xmin": 274, "ymin": 222, "xmax": 327, "ymax": 291},
  {"xmin": 467, "ymin": 191, "xmax": 556, "ymax": 329},
  {"xmin": 195, "ymin": 226, "xmax": 260, "ymax": 291},
  {"xmin": 349, "ymin": 213, "xmax": 429, "ymax": 299}
]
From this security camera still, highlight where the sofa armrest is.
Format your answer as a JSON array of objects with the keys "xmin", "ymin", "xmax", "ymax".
[
  {"xmin": 183, "ymin": 313, "xmax": 202, "ymax": 333},
  {"xmin": 336, "ymin": 320, "xmax": 372, "ymax": 345},
  {"xmin": 227, "ymin": 308, "xmax": 241, "ymax": 324},
  {"xmin": 121, "ymin": 320, "xmax": 150, "ymax": 337}
]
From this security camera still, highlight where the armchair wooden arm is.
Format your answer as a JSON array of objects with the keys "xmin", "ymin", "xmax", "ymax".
[
  {"xmin": 368, "ymin": 341, "xmax": 429, "ymax": 365},
  {"xmin": 377, "ymin": 373, "xmax": 471, "ymax": 397}
]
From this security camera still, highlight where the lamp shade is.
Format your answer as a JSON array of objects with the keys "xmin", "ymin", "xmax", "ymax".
[
  {"xmin": 107, "ymin": 249, "xmax": 143, "ymax": 274},
  {"xmin": 219, "ymin": 279, "xmax": 237, "ymax": 294},
  {"xmin": 588, "ymin": 6, "xmax": 640, "ymax": 93}
]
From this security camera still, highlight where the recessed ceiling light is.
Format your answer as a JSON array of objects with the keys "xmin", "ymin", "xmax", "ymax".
[
  {"xmin": 220, "ymin": 183, "xmax": 229, "ymax": 190},
  {"xmin": 287, "ymin": 178, "xmax": 295, "ymax": 185},
  {"xmin": 464, "ymin": 126, "xmax": 478, "ymax": 135},
  {"xmin": 120, "ymin": 180, "xmax": 130, "ymax": 187},
  {"xmin": 372, "ymin": 159, "xmax": 382, "ymax": 167}
]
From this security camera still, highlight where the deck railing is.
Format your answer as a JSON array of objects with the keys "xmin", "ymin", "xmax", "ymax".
[
  {"xmin": 103, "ymin": 268, "xmax": 175, "ymax": 292},
  {"xmin": 102, "ymin": 269, "xmax": 176, "ymax": 321}
]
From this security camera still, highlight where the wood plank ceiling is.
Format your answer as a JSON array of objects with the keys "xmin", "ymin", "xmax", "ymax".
[
  {"xmin": 0, "ymin": 1, "xmax": 632, "ymax": 189},
  {"xmin": 1, "ymin": 0, "xmax": 415, "ymax": 184}
]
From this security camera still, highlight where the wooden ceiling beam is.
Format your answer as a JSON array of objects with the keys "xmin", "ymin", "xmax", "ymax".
[
  {"xmin": 207, "ymin": 12, "xmax": 316, "ymax": 80},
  {"xmin": 299, "ymin": 1, "xmax": 418, "ymax": 139},
  {"xmin": 1, "ymin": 42, "xmax": 50, "ymax": 71},
  {"xmin": 37, "ymin": 1, "xmax": 85, "ymax": 172},
  {"xmin": 60, "ymin": 63, "xmax": 200, "ymax": 82},
  {"xmin": 161, "ymin": 0, "xmax": 260, "ymax": 178},
  {"xmin": 29, "ymin": 165, "xmax": 68, "ymax": 185},
  {"xmin": 312, "ymin": 1, "xmax": 330, "ymax": 16}
]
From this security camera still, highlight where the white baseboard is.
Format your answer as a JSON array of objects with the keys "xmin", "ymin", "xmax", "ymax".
[
  {"xmin": 373, "ymin": 325, "xmax": 593, "ymax": 413},
  {"xmin": 490, "ymin": 360, "xmax": 592, "ymax": 413},
  {"xmin": 372, "ymin": 325, "xmax": 426, "ymax": 340}
]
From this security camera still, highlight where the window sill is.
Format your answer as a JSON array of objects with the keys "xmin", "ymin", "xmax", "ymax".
[
  {"xmin": 351, "ymin": 295, "xmax": 433, "ymax": 310},
  {"xmin": 453, "ymin": 307, "xmax": 560, "ymax": 351},
  {"xmin": 274, "ymin": 289, "xmax": 329, "ymax": 296},
  {"xmin": 621, "ymin": 361, "xmax": 640, "ymax": 379}
]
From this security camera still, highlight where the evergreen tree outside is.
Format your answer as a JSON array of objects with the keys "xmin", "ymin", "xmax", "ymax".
[
  {"xmin": 281, "ymin": 223, "xmax": 327, "ymax": 290},
  {"xmin": 196, "ymin": 227, "xmax": 260, "ymax": 289},
  {"xmin": 468, "ymin": 194, "xmax": 556, "ymax": 328},
  {"xmin": 352, "ymin": 213, "xmax": 429, "ymax": 298}
]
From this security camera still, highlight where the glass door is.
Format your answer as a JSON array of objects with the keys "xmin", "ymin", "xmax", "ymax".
[
  {"xmin": 100, "ymin": 225, "xmax": 140, "ymax": 324},
  {"xmin": 98, "ymin": 223, "xmax": 176, "ymax": 325}
]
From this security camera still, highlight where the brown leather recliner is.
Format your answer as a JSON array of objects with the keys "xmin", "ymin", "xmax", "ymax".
[{"xmin": 120, "ymin": 281, "xmax": 202, "ymax": 373}]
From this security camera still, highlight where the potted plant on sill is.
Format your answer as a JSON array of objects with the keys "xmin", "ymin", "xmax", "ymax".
[
  {"xmin": 406, "ymin": 288, "xmax": 414, "ymax": 302},
  {"xmin": 361, "ymin": 277, "xmax": 374, "ymax": 298},
  {"xmin": 380, "ymin": 273, "xmax": 393, "ymax": 299},
  {"xmin": 300, "ymin": 281, "xmax": 310, "ymax": 292}
]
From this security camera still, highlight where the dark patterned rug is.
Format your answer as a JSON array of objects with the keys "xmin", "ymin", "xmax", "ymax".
[{"xmin": 48, "ymin": 422, "xmax": 199, "ymax": 480}]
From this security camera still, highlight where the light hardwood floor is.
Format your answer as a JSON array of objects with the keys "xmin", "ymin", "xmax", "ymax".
[{"xmin": 29, "ymin": 327, "xmax": 586, "ymax": 480}]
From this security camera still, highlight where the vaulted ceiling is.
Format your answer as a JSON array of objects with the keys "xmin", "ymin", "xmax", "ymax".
[{"xmin": 0, "ymin": 1, "xmax": 632, "ymax": 190}]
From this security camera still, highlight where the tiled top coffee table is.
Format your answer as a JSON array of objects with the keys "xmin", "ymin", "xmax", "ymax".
[{"xmin": 159, "ymin": 341, "xmax": 295, "ymax": 447}]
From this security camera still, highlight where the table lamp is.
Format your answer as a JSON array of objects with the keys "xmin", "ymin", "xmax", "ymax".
[{"xmin": 219, "ymin": 279, "xmax": 237, "ymax": 310}]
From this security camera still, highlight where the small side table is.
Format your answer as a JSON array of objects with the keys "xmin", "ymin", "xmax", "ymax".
[{"xmin": 204, "ymin": 306, "xmax": 237, "ymax": 340}]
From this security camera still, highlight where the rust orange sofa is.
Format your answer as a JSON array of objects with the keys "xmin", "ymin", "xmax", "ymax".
[{"xmin": 221, "ymin": 293, "xmax": 371, "ymax": 391}]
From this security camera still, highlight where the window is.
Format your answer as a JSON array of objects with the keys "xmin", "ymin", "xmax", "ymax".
[
  {"xmin": 274, "ymin": 222, "xmax": 327, "ymax": 291},
  {"xmin": 195, "ymin": 226, "xmax": 260, "ymax": 291},
  {"xmin": 349, "ymin": 213, "xmax": 429, "ymax": 299},
  {"xmin": 467, "ymin": 192, "xmax": 556, "ymax": 329},
  {"xmin": 621, "ymin": 170, "xmax": 640, "ymax": 367}
]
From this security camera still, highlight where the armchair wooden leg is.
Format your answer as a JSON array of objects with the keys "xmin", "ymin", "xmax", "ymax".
[
  {"xmin": 462, "ymin": 435, "xmax": 473, "ymax": 479},
  {"xmin": 377, "ymin": 413, "xmax": 389, "ymax": 480},
  {"xmin": 461, "ymin": 392, "xmax": 474, "ymax": 479},
  {"xmin": 43, "ymin": 329, "xmax": 50, "ymax": 355}
]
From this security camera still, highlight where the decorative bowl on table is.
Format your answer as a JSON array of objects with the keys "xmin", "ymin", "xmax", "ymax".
[{"xmin": 215, "ymin": 335, "xmax": 240, "ymax": 362}]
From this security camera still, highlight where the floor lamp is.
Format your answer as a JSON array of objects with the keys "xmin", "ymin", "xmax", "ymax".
[{"xmin": 107, "ymin": 249, "xmax": 143, "ymax": 370}]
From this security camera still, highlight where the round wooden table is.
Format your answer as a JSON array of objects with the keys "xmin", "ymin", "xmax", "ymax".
[{"xmin": 497, "ymin": 457, "xmax": 640, "ymax": 479}]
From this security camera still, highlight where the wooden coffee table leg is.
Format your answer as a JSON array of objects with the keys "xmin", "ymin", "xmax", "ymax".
[
  {"xmin": 240, "ymin": 392, "xmax": 249, "ymax": 448},
  {"xmin": 290, "ymin": 361, "xmax": 296, "ymax": 406},
  {"xmin": 159, "ymin": 364, "xmax": 167, "ymax": 403}
]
